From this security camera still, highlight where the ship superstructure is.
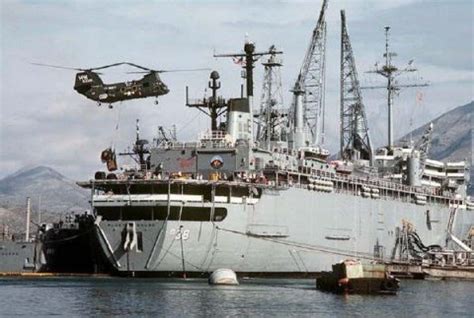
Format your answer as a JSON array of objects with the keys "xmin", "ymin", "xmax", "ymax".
[{"xmin": 78, "ymin": 1, "xmax": 473, "ymax": 276}]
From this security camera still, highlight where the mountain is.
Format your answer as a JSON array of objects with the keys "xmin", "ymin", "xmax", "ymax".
[
  {"xmin": 0, "ymin": 166, "xmax": 89, "ymax": 215},
  {"xmin": 398, "ymin": 101, "xmax": 473, "ymax": 195}
]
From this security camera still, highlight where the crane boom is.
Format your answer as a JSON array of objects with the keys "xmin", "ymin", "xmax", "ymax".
[
  {"xmin": 340, "ymin": 10, "xmax": 373, "ymax": 163},
  {"xmin": 413, "ymin": 122, "xmax": 433, "ymax": 178},
  {"xmin": 293, "ymin": 0, "xmax": 328, "ymax": 146},
  {"xmin": 298, "ymin": 0, "xmax": 328, "ymax": 82}
]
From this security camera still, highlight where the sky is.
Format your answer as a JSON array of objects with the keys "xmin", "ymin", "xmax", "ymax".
[{"xmin": 1, "ymin": 0, "xmax": 472, "ymax": 180}]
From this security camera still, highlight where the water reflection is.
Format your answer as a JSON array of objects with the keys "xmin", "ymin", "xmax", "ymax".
[{"xmin": 0, "ymin": 278, "xmax": 472, "ymax": 317}]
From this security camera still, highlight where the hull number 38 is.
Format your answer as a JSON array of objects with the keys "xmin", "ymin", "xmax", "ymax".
[{"xmin": 170, "ymin": 228, "xmax": 190, "ymax": 240}]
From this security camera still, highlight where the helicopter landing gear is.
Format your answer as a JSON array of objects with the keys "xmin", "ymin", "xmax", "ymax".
[
  {"xmin": 154, "ymin": 98, "xmax": 159, "ymax": 105},
  {"xmin": 97, "ymin": 102, "xmax": 102, "ymax": 107},
  {"xmin": 108, "ymin": 104, "xmax": 113, "ymax": 109}
]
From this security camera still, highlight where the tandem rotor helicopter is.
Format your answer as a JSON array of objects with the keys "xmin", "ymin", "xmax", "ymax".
[{"xmin": 32, "ymin": 62, "xmax": 209, "ymax": 108}]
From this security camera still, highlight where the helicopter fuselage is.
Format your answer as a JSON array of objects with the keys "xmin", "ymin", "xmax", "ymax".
[{"xmin": 74, "ymin": 71, "xmax": 169, "ymax": 104}]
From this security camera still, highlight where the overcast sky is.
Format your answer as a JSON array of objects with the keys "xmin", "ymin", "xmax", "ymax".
[{"xmin": 1, "ymin": 0, "xmax": 472, "ymax": 180}]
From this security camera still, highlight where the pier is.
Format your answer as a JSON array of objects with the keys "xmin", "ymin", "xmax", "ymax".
[{"xmin": 387, "ymin": 263, "xmax": 474, "ymax": 280}]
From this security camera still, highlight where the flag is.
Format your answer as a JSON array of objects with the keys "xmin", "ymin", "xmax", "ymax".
[
  {"xmin": 178, "ymin": 156, "xmax": 195, "ymax": 169},
  {"xmin": 233, "ymin": 57, "xmax": 246, "ymax": 66}
]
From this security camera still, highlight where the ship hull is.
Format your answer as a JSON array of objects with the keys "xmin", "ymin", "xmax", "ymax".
[
  {"xmin": 93, "ymin": 186, "xmax": 474, "ymax": 276},
  {"xmin": 41, "ymin": 214, "xmax": 111, "ymax": 274},
  {"xmin": 0, "ymin": 241, "xmax": 41, "ymax": 274}
]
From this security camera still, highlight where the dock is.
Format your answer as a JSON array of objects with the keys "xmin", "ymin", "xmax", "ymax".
[
  {"xmin": 387, "ymin": 263, "xmax": 474, "ymax": 280},
  {"xmin": 0, "ymin": 272, "xmax": 110, "ymax": 278}
]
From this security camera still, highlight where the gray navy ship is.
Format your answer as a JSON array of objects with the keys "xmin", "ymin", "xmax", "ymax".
[
  {"xmin": 1, "ymin": 198, "xmax": 42, "ymax": 275},
  {"xmin": 78, "ymin": 1, "xmax": 474, "ymax": 277},
  {"xmin": 1, "ymin": 198, "xmax": 107, "ymax": 275}
]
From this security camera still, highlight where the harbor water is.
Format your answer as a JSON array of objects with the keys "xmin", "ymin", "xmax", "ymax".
[{"xmin": 0, "ymin": 278, "xmax": 472, "ymax": 317}]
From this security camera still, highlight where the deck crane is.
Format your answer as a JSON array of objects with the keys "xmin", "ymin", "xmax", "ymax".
[
  {"xmin": 291, "ymin": 0, "xmax": 328, "ymax": 148},
  {"xmin": 414, "ymin": 123, "xmax": 433, "ymax": 178},
  {"xmin": 406, "ymin": 123, "xmax": 433, "ymax": 186},
  {"xmin": 339, "ymin": 10, "xmax": 373, "ymax": 163}
]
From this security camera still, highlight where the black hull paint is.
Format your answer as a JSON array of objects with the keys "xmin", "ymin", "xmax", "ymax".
[{"xmin": 41, "ymin": 214, "xmax": 110, "ymax": 274}]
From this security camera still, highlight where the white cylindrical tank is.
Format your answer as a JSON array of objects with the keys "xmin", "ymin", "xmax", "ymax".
[
  {"xmin": 294, "ymin": 92, "xmax": 304, "ymax": 131},
  {"xmin": 407, "ymin": 154, "xmax": 421, "ymax": 186}
]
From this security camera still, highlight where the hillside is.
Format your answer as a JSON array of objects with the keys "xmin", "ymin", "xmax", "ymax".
[{"xmin": 0, "ymin": 166, "xmax": 89, "ymax": 215}]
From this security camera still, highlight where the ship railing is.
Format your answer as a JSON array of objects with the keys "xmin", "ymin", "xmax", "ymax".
[
  {"xmin": 198, "ymin": 130, "xmax": 234, "ymax": 149},
  {"xmin": 199, "ymin": 130, "xmax": 229, "ymax": 140},
  {"xmin": 155, "ymin": 132, "xmax": 234, "ymax": 150},
  {"xmin": 86, "ymin": 164, "xmax": 462, "ymax": 206},
  {"xmin": 0, "ymin": 231, "xmax": 32, "ymax": 242},
  {"xmin": 157, "ymin": 141, "xmax": 200, "ymax": 150},
  {"xmin": 274, "ymin": 167, "xmax": 460, "ymax": 205}
]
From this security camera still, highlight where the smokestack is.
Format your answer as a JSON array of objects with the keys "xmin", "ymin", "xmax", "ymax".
[{"xmin": 25, "ymin": 197, "xmax": 31, "ymax": 242}]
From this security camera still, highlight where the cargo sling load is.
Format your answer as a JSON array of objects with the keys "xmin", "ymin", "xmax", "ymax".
[{"xmin": 78, "ymin": 2, "xmax": 473, "ymax": 276}]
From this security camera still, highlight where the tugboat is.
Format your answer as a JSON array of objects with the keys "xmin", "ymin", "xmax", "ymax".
[
  {"xmin": 40, "ymin": 212, "xmax": 109, "ymax": 274},
  {"xmin": 1, "ymin": 197, "xmax": 109, "ymax": 275},
  {"xmin": 316, "ymin": 260, "xmax": 400, "ymax": 295}
]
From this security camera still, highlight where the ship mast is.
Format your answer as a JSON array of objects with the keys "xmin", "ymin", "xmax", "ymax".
[
  {"xmin": 133, "ymin": 119, "xmax": 149, "ymax": 167},
  {"xmin": 214, "ymin": 41, "xmax": 282, "ymax": 143},
  {"xmin": 365, "ymin": 27, "xmax": 428, "ymax": 150},
  {"xmin": 118, "ymin": 119, "xmax": 150, "ymax": 168},
  {"xmin": 256, "ymin": 45, "xmax": 286, "ymax": 149},
  {"xmin": 186, "ymin": 71, "xmax": 227, "ymax": 131},
  {"xmin": 214, "ymin": 41, "xmax": 282, "ymax": 98}
]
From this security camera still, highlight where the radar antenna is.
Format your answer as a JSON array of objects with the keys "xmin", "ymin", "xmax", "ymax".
[{"xmin": 186, "ymin": 71, "xmax": 227, "ymax": 131}]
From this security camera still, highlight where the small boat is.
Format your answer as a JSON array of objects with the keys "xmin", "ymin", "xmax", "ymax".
[{"xmin": 316, "ymin": 259, "xmax": 399, "ymax": 295}]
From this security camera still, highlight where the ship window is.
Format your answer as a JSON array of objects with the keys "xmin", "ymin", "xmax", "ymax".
[
  {"xmin": 97, "ymin": 206, "xmax": 227, "ymax": 222},
  {"xmin": 426, "ymin": 210, "xmax": 432, "ymax": 230},
  {"xmin": 137, "ymin": 232, "xmax": 143, "ymax": 252}
]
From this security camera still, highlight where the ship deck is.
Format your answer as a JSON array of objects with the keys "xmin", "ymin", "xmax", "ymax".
[{"xmin": 77, "ymin": 167, "xmax": 471, "ymax": 209}]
